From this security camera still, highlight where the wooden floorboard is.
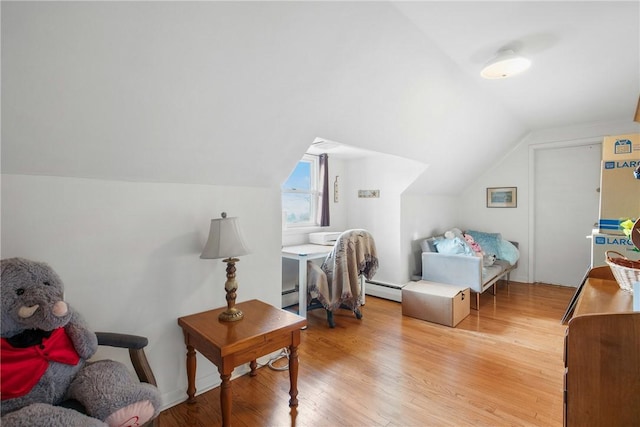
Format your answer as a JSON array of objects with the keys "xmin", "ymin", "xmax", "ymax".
[{"xmin": 159, "ymin": 281, "xmax": 574, "ymax": 427}]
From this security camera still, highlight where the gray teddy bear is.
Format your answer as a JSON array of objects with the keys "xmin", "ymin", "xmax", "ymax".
[{"xmin": 1, "ymin": 257, "xmax": 162, "ymax": 427}]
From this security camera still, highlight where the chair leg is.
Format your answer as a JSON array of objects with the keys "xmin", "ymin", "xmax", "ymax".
[{"xmin": 326, "ymin": 310, "xmax": 335, "ymax": 328}]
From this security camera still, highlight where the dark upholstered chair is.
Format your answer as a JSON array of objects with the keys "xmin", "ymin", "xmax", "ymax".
[{"xmin": 60, "ymin": 332, "xmax": 159, "ymax": 427}]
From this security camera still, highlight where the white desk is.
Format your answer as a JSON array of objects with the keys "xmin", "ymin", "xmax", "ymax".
[{"xmin": 281, "ymin": 244, "xmax": 333, "ymax": 318}]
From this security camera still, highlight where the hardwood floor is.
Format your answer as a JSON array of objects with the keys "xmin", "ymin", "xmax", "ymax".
[{"xmin": 159, "ymin": 282, "xmax": 575, "ymax": 427}]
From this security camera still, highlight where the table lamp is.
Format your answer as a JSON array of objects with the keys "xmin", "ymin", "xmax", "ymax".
[{"xmin": 200, "ymin": 212, "xmax": 251, "ymax": 321}]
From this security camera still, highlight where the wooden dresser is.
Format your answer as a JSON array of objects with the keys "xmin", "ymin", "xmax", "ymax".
[{"xmin": 564, "ymin": 266, "xmax": 640, "ymax": 426}]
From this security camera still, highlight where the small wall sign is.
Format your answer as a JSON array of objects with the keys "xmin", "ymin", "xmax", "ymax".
[{"xmin": 358, "ymin": 190, "xmax": 380, "ymax": 198}]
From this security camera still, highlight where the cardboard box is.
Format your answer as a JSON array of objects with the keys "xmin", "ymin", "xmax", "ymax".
[
  {"xmin": 602, "ymin": 133, "xmax": 640, "ymax": 161},
  {"xmin": 597, "ymin": 159, "xmax": 640, "ymax": 235},
  {"xmin": 590, "ymin": 232, "xmax": 640, "ymax": 268},
  {"xmin": 402, "ymin": 281, "xmax": 470, "ymax": 327}
]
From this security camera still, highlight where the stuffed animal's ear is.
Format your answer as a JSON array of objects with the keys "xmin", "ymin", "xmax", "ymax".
[{"xmin": 1, "ymin": 257, "xmax": 19, "ymax": 277}]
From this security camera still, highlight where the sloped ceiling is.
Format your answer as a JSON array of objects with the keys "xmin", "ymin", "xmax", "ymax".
[{"xmin": 2, "ymin": 2, "xmax": 639, "ymax": 195}]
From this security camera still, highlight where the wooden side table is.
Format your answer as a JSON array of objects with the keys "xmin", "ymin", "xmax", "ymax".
[{"xmin": 177, "ymin": 299, "xmax": 307, "ymax": 427}]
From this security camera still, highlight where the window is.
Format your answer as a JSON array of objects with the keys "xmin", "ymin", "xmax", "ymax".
[{"xmin": 282, "ymin": 154, "xmax": 319, "ymax": 227}]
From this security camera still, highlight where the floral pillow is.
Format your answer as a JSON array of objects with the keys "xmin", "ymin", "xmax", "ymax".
[
  {"xmin": 465, "ymin": 230, "xmax": 501, "ymax": 257},
  {"xmin": 466, "ymin": 229, "xmax": 520, "ymax": 265}
]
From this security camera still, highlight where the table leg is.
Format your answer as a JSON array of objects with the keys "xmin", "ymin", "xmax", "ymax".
[
  {"xmin": 219, "ymin": 370, "xmax": 232, "ymax": 427},
  {"xmin": 250, "ymin": 359, "xmax": 258, "ymax": 377},
  {"xmin": 298, "ymin": 254, "xmax": 308, "ymax": 318},
  {"xmin": 288, "ymin": 342, "xmax": 300, "ymax": 407},
  {"xmin": 186, "ymin": 344, "xmax": 197, "ymax": 403}
]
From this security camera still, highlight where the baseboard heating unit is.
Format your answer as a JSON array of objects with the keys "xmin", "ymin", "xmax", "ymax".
[{"xmin": 365, "ymin": 280, "xmax": 405, "ymax": 302}]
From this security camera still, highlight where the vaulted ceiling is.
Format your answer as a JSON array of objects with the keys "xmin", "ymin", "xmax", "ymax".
[{"xmin": 2, "ymin": 2, "xmax": 639, "ymax": 195}]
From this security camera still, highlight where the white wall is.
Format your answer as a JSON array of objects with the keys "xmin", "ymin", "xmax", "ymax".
[
  {"xmin": 1, "ymin": 1, "xmax": 528, "ymax": 196},
  {"xmin": 1, "ymin": 174, "xmax": 282, "ymax": 408},
  {"xmin": 457, "ymin": 119, "xmax": 640, "ymax": 283},
  {"xmin": 401, "ymin": 193, "xmax": 460, "ymax": 280},
  {"xmin": 345, "ymin": 154, "xmax": 426, "ymax": 285}
]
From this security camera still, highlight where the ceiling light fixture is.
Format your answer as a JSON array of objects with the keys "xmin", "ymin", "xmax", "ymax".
[{"xmin": 481, "ymin": 49, "xmax": 531, "ymax": 79}]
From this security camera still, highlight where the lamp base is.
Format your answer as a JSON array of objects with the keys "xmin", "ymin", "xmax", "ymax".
[
  {"xmin": 218, "ymin": 307, "xmax": 244, "ymax": 322},
  {"xmin": 218, "ymin": 258, "xmax": 244, "ymax": 322}
]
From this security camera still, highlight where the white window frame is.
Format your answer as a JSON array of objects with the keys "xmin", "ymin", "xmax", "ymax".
[{"xmin": 282, "ymin": 154, "xmax": 320, "ymax": 228}]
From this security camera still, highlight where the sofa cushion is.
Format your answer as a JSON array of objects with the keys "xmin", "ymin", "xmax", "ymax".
[
  {"xmin": 493, "ymin": 259, "xmax": 512, "ymax": 270},
  {"xmin": 481, "ymin": 264, "xmax": 504, "ymax": 283}
]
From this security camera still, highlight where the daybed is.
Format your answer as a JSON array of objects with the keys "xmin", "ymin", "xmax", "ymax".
[{"xmin": 420, "ymin": 229, "xmax": 519, "ymax": 310}]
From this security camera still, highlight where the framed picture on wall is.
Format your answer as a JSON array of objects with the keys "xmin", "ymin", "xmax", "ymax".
[{"xmin": 487, "ymin": 187, "xmax": 517, "ymax": 208}]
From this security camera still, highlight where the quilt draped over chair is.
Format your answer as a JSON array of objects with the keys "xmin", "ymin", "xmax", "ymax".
[{"xmin": 308, "ymin": 229, "xmax": 378, "ymax": 313}]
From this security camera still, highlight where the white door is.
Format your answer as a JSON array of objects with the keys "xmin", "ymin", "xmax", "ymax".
[{"xmin": 534, "ymin": 143, "xmax": 601, "ymax": 286}]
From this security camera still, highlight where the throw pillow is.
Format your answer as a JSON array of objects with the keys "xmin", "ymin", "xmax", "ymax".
[
  {"xmin": 434, "ymin": 237, "xmax": 470, "ymax": 255},
  {"xmin": 420, "ymin": 237, "xmax": 438, "ymax": 253},
  {"xmin": 498, "ymin": 240, "xmax": 520, "ymax": 265}
]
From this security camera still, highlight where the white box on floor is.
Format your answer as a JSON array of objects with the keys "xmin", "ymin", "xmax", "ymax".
[{"xmin": 402, "ymin": 281, "xmax": 470, "ymax": 327}]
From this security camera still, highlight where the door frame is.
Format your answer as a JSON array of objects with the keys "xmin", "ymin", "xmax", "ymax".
[{"xmin": 527, "ymin": 136, "xmax": 602, "ymax": 284}]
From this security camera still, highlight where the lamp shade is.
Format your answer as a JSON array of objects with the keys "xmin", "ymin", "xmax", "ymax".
[
  {"xmin": 481, "ymin": 50, "xmax": 531, "ymax": 79},
  {"xmin": 634, "ymin": 95, "xmax": 640, "ymax": 122},
  {"xmin": 200, "ymin": 215, "xmax": 250, "ymax": 259}
]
